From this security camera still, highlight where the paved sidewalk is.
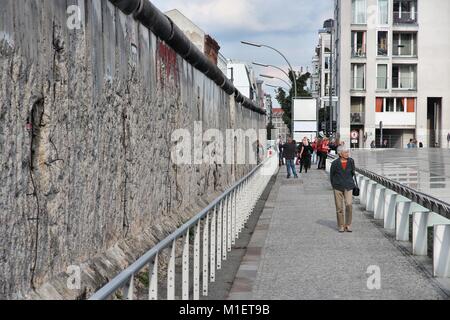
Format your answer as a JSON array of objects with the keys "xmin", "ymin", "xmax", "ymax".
[{"xmin": 228, "ymin": 165, "xmax": 449, "ymax": 300}]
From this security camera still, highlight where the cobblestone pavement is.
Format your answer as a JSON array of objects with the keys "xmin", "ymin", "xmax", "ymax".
[{"xmin": 228, "ymin": 164, "xmax": 449, "ymax": 300}]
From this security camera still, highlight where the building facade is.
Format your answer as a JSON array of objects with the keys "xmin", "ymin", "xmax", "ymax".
[
  {"xmin": 311, "ymin": 24, "xmax": 335, "ymax": 135},
  {"xmin": 272, "ymin": 108, "xmax": 290, "ymax": 142},
  {"xmin": 334, "ymin": 0, "xmax": 450, "ymax": 148},
  {"xmin": 227, "ymin": 61, "xmax": 258, "ymax": 101}
]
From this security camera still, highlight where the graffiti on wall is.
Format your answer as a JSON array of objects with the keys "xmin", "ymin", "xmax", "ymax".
[{"xmin": 156, "ymin": 40, "xmax": 179, "ymax": 87}]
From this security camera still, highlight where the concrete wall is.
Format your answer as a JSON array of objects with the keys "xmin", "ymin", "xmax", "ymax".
[{"xmin": 0, "ymin": 0, "xmax": 265, "ymax": 299}]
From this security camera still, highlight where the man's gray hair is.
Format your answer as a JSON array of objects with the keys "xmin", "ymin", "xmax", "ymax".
[{"xmin": 337, "ymin": 145, "xmax": 350, "ymax": 155}]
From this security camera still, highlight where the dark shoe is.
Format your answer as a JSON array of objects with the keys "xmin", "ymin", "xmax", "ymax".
[
  {"xmin": 287, "ymin": 176, "xmax": 290, "ymax": 179},
  {"xmin": 294, "ymin": 175, "xmax": 299, "ymax": 179}
]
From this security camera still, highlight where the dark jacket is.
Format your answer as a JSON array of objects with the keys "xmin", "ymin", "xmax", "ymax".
[
  {"xmin": 299, "ymin": 144, "xmax": 313, "ymax": 159},
  {"xmin": 282, "ymin": 142, "xmax": 297, "ymax": 160},
  {"xmin": 330, "ymin": 158, "xmax": 356, "ymax": 192}
]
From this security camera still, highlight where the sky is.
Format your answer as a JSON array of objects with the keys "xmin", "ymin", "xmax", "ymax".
[{"xmin": 151, "ymin": 0, "xmax": 333, "ymax": 107}]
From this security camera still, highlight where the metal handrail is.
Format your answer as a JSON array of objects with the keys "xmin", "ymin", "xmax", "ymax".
[
  {"xmin": 89, "ymin": 155, "xmax": 278, "ymax": 300},
  {"xmin": 327, "ymin": 154, "xmax": 450, "ymax": 219}
]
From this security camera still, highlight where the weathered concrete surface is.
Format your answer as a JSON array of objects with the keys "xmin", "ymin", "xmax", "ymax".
[{"xmin": 0, "ymin": 0, "xmax": 265, "ymax": 299}]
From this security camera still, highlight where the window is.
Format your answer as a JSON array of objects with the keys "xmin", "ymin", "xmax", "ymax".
[
  {"xmin": 396, "ymin": 98, "xmax": 405, "ymax": 112},
  {"xmin": 385, "ymin": 98, "xmax": 395, "ymax": 112},
  {"xmin": 351, "ymin": 31, "xmax": 366, "ymax": 57},
  {"xmin": 392, "ymin": 64, "xmax": 417, "ymax": 89},
  {"xmin": 378, "ymin": 31, "xmax": 388, "ymax": 56},
  {"xmin": 376, "ymin": 97, "xmax": 416, "ymax": 112},
  {"xmin": 393, "ymin": 32, "xmax": 417, "ymax": 56},
  {"xmin": 351, "ymin": 97, "xmax": 365, "ymax": 124},
  {"xmin": 352, "ymin": 0, "xmax": 367, "ymax": 24},
  {"xmin": 378, "ymin": 0, "xmax": 389, "ymax": 25},
  {"xmin": 352, "ymin": 64, "xmax": 365, "ymax": 90},
  {"xmin": 377, "ymin": 64, "xmax": 388, "ymax": 89},
  {"xmin": 324, "ymin": 56, "xmax": 330, "ymax": 70},
  {"xmin": 394, "ymin": 0, "xmax": 417, "ymax": 24}
]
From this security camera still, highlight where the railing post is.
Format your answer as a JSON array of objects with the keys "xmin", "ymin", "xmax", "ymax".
[
  {"xmin": 433, "ymin": 224, "xmax": 450, "ymax": 278},
  {"xmin": 182, "ymin": 230, "xmax": 190, "ymax": 300},
  {"xmin": 360, "ymin": 177, "xmax": 370, "ymax": 208},
  {"xmin": 232, "ymin": 190, "xmax": 237, "ymax": 245},
  {"xmin": 395, "ymin": 197, "xmax": 413, "ymax": 241},
  {"xmin": 227, "ymin": 194, "xmax": 232, "ymax": 252},
  {"xmin": 167, "ymin": 240, "xmax": 176, "ymax": 300},
  {"xmin": 194, "ymin": 221, "xmax": 201, "ymax": 300},
  {"xmin": 123, "ymin": 275, "xmax": 134, "ymax": 300},
  {"xmin": 412, "ymin": 211, "xmax": 429, "ymax": 256},
  {"xmin": 222, "ymin": 197, "xmax": 228, "ymax": 261},
  {"xmin": 149, "ymin": 255, "xmax": 158, "ymax": 300},
  {"xmin": 202, "ymin": 214, "xmax": 210, "ymax": 296},
  {"xmin": 384, "ymin": 190, "xmax": 398, "ymax": 230},
  {"xmin": 210, "ymin": 208, "xmax": 216, "ymax": 282},
  {"xmin": 374, "ymin": 185, "xmax": 386, "ymax": 220},
  {"xmin": 217, "ymin": 201, "xmax": 222, "ymax": 270},
  {"xmin": 366, "ymin": 181, "xmax": 377, "ymax": 212}
]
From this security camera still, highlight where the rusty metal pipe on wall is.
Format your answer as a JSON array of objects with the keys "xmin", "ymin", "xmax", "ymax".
[{"xmin": 108, "ymin": 0, "xmax": 265, "ymax": 115}]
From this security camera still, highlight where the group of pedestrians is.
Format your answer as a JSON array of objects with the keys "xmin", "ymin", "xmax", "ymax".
[
  {"xmin": 276, "ymin": 135, "xmax": 344, "ymax": 179},
  {"xmin": 277, "ymin": 135, "xmax": 357, "ymax": 233}
]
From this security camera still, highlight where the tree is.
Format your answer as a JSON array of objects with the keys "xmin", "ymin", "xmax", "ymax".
[{"xmin": 275, "ymin": 71, "xmax": 311, "ymax": 133}]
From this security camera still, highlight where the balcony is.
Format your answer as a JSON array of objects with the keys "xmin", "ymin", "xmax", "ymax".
[
  {"xmin": 351, "ymin": 112, "xmax": 365, "ymax": 125},
  {"xmin": 393, "ymin": 11, "xmax": 417, "ymax": 24},
  {"xmin": 375, "ymin": 112, "xmax": 416, "ymax": 128},
  {"xmin": 392, "ymin": 76, "xmax": 416, "ymax": 90}
]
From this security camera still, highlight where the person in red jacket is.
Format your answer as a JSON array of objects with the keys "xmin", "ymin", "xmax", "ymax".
[{"xmin": 318, "ymin": 138, "xmax": 330, "ymax": 170}]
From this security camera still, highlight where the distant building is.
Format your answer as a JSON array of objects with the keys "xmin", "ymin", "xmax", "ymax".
[
  {"xmin": 311, "ymin": 21, "xmax": 335, "ymax": 135},
  {"xmin": 334, "ymin": 0, "xmax": 450, "ymax": 148},
  {"xmin": 165, "ymin": 9, "xmax": 221, "ymax": 66},
  {"xmin": 264, "ymin": 94, "xmax": 273, "ymax": 124},
  {"xmin": 227, "ymin": 61, "xmax": 257, "ymax": 101},
  {"xmin": 272, "ymin": 108, "xmax": 290, "ymax": 142}
]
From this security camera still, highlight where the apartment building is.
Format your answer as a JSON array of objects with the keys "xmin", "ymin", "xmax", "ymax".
[
  {"xmin": 334, "ymin": 0, "xmax": 450, "ymax": 148},
  {"xmin": 311, "ymin": 20, "xmax": 336, "ymax": 134}
]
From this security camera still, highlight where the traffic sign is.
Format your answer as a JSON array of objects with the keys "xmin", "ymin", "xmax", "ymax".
[{"xmin": 351, "ymin": 130, "xmax": 359, "ymax": 139}]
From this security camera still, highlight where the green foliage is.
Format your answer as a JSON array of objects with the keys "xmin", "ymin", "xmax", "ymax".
[{"xmin": 275, "ymin": 71, "xmax": 312, "ymax": 133}]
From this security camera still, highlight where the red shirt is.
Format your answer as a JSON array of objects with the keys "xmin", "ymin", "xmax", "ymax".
[{"xmin": 341, "ymin": 160, "xmax": 348, "ymax": 170}]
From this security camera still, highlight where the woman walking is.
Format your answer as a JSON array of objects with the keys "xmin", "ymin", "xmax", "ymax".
[
  {"xmin": 299, "ymin": 137, "xmax": 313, "ymax": 173},
  {"xmin": 330, "ymin": 146, "xmax": 356, "ymax": 233}
]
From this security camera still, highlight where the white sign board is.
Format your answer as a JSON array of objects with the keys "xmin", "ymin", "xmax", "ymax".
[
  {"xmin": 294, "ymin": 121, "xmax": 317, "ymax": 132},
  {"xmin": 293, "ymin": 98, "xmax": 317, "ymax": 121},
  {"xmin": 320, "ymin": 96, "xmax": 339, "ymax": 102}
]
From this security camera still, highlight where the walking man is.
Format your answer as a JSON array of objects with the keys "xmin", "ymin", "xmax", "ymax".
[
  {"xmin": 283, "ymin": 136, "xmax": 298, "ymax": 179},
  {"xmin": 330, "ymin": 146, "xmax": 356, "ymax": 233}
]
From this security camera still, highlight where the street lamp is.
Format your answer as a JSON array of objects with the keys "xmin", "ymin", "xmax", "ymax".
[
  {"xmin": 241, "ymin": 41, "xmax": 298, "ymax": 98},
  {"xmin": 252, "ymin": 62, "xmax": 291, "ymax": 84},
  {"xmin": 260, "ymin": 74, "xmax": 292, "ymax": 90},
  {"xmin": 265, "ymin": 83, "xmax": 290, "ymax": 92}
]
